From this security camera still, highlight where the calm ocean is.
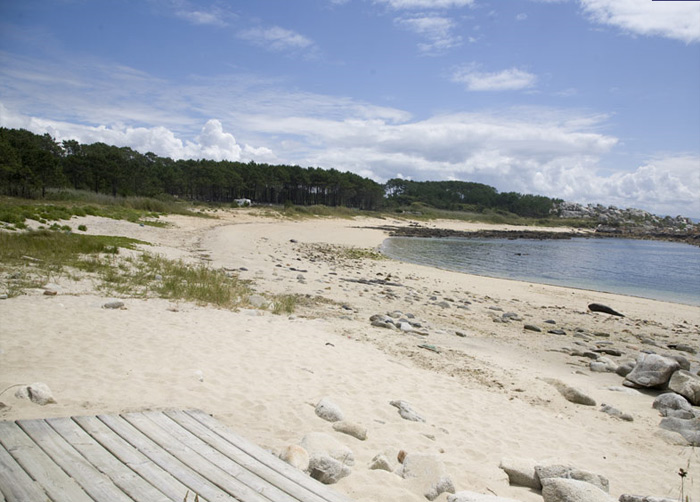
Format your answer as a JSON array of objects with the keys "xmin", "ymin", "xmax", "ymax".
[{"xmin": 380, "ymin": 236, "xmax": 700, "ymax": 306}]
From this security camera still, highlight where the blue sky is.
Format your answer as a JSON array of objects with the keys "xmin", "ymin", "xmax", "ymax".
[{"xmin": 1, "ymin": 0, "xmax": 699, "ymax": 216}]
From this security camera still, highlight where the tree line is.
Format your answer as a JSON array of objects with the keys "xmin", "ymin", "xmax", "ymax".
[{"xmin": 0, "ymin": 127, "xmax": 559, "ymax": 217}]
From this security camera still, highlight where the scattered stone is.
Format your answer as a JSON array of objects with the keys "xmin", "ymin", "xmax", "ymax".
[
  {"xmin": 600, "ymin": 404, "xmax": 633, "ymax": 421},
  {"xmin": 397, "ymin": 453, "xmax": 455, "ymax": 501},
  {"xmin": 14, "ymin": 383, "xmax": 56, "ymax": 405},
  {"xmin": 536, "ymin": 464, "xmax": 609, "ymax": 492},
  {"xmin": 369, "ymin": 454, "xmax": 392, "ymax": 471},
  {"xmin": 668, "ymin": 370, "xmax": 700, "ymax": 405},
  {"xmin": 541, "ymin": 478, "xmax": 615, "ymax": 502},
  {"xmin": 593, "ymin": 348, "xmax": 623, "ymax": 357},
  {"xmin": 588, "ymin": 303, "xmax": 624, "ymax": 317},
  {"xmin": 315, "ymin": 397, "xmax": 344, "ymax": 423},
  {"xmin": 455, "ymin": 331, "xmax": 467, "ymax": 338},
  {"xmin": 544, "ymin": 319, "xmax": 557, "ymax": 324},
  {"xmin": 524, "ymin": 324, "xmax": 542, "ymax": 332},
  {"xmin": 624, "ymin": 354, "xmax": 680, "ymax": 388},
  {"xmin": 332, "ymin": 421, "xmax": 367, "ymax": 441},
  {"xmin": 548, "ymin": 329, "xmax": 567, "ymax": 335},
  {"xmin": 499, "ymin": 457, "xmax": 541, "ymax": 489},
  {"xmin": 658, "ymin": 417, "xmax": 700, "ymax": 446},
  {"xmin": 43, "ymin": 290, "xmax": 57, "ymax": 296},
  {"xmin": 448, "ymin": 492, "xmax": 521, "ymax": 502},
  {"xmin": 307, "ymin": 454, "xmax": 351, "ymax": 484},
  {"xmin": 502, "ymin": 312, "xmax": 522, "ymax": 321},
  {"xmin": 390, "ymin": 400, "xmax": 426, "ymax": 422},
  {"xmin": 279, "ymin": 445, "xmax": 309, "ymax": 471},
  {"xmin": 606, "ymin": 386, "xmax": 640, "ymax": 395},
  {"xmin": 103, "ymin": 301, "xmax": 125, "ymax": 309},
  {"xmin": 0, "ymin": 294, "xmax": 7, "ymax": 300},
  {"xmin": 543, "ymin": 378, "xmax": 596, "ymax": 406},
  {"xmin": 299, "ymin": 432, "xmax": 354, "ymax": 466},
  {"xmin": 667, "ymin": 343, "xmax": 697, "ymax": 355},
  {"xmin": 397, "ymin": 450, "xmax": 407, "ymax": 464},
  {"xmin": 590, "ymin": 357, "xmax": 618, "ymax": 373}
]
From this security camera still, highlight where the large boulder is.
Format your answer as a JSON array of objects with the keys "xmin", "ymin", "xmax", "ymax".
[
  {"xmin": 624, "ymin": 354, "xmax": 679, "ymax": 388},
  {"xmin": 499, "ymin": 457, "xmax": 541, "ymax": 490},
  {"xmin": 535, "ymin": 465, "xmax": 609, "ymax": 492},
  {"xmin": 397, "ymin": 453, "xmax": 455, "ymax": 501},
  {"xmin": 668, "ymin": 370, "xmax": 700, "ymax": 405},
  {"xmin": 541, "ymin": 478, "xmax": 615, "ymax": 502},
  {"xmin": 653, "ymin": 393, "xmax": 695, "ymax": 419},
  {"xmin": 658, "ymin": 417, "xmax": 700, "ymax": 446}
]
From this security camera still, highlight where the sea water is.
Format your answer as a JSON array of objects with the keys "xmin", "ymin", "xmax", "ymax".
[{"xmin": 380, "ymin": 236, "xmax": 700, "ymax": 306}]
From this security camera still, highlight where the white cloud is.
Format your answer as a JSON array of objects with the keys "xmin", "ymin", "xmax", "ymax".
[
  {"xmin": 580, "ymin": 0, "xmax": 700, "ymax": 44},
  {"xmin": 516, "ymin": 13, "xmax": 528, "ymax": 21},
  {"xmin": 395, "ymin": 15, "xmax": 462, "ymax": 53},
  {"xmin": 238, "ymin": 26, "xmax": 314, "ymax": 52},
  {"xmin": 376, "ymin": 0, "xmax": 474, "ymax": 9},
  {"xmin": 451, "ymin": 64, "xmax": 537, "ymax": 91},
  {"xmin": 175, "ymin": 9, "xmax": 227, "ymax": 26}
]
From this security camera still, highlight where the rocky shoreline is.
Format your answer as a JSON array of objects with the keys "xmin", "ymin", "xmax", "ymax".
[{"xmin": 366, "ymin": 225, "xmax": 700, "ymax": 246}]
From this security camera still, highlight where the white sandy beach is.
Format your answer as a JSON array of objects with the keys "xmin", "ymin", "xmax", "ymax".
[{"xmin": 1, "ymin": 209, "xmax": 699, "ymax": 501}]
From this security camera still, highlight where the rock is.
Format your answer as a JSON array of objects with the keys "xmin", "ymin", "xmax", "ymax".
[
  {"xmin": 103, "ymin": 301, "xmax": 125, "ymax": 309},
  {"xmin": 658, "ymin": 417, "xmax": 700, "ymax": 446},
  {"xmin": 524, "ymin": 324, "xmax": 542, "ymax": 332},
  {"xmin": 653, "ymin": 392, "xmax": 693, "ymax": 417},
  {"xmin": 548, "ymin": 329, "xmax": 567, "ymax": 335},
  {"xmin": 448, "ymin": 492, "xmax": 522, "ymax": 502},
  {"xmin": 332, "ymin": 421, "xmax": 367, "ymax": 441},
  {"xmin": 600, "ymin": 404, "xmax": 633, "ymax": 421},
  {"xmin": 398, "ymin": 453, "xmax": 455, "ymax": 501},
  {"xmin": 667, "ymin": 343, "xmax": 697, "ymax": 355},
  {"xmin": 248, "ymin": 294, "xmax": 268, "ymax": 308},
  {"xmin": 536, "ymin": 464, "xmax": 609, "ymax": 492},
  {"xmin": 543, "ymin": 378, "xmax": 596, "ymax": 406},
  {"xmin": 668, "ymin": 370, "xmax": 700, "ymax": 405},
  {"xmin": 279, "ymin": 445, "xmax": 309, "ymax": 471},
  {"xmin": 615, "ymin": 361, "xmax": 635, "ymax": 377},
  {"xmin": 593, "ymin": 348, "xmax": 623, "ymax": 357},
  {"xmin": 619, "ymin": 496, "xmax": 677, "ymax": 502},
  {"xmin": 315, "ymin": 397, "xmax": 344, "ymax": 422},
  {"xmin": 299, "ymin": 432, "xmax": 354, "ymax": 466},
  {"xmin": 588, "ymin": 303, "xmax": 624, "ymax": 317},
  {"xmin": 664, "ymin": 354, "xmax": 690, "ymax": 371},
  {"xmin": 499, "ymin": 457, "xmax": 541, "ymax": 489},
  {"xmin": 541, "ymin": 478, "xmax": 615, "ymax": 502},
  {"xmin": 43, "ymin": 289, "xmax": 57, "ymax": 296},
  {"xmin": 307, "ymin": 454, "xmax": 351, "ymax": 484},
  {"xmin": 593, "ymin": 356, "xmax": 618, "ymax": 372},
  {"xmin": 14, "ymin": 383, "xmax": 56, "ymax": 405},
  {"xmin": 390, "ymin": 400, "xmax": 426, "ymax": 422},
  {"xmin": 369, "ymin": 454, "xmax": 393, "ymax": 471},
  {"xmin": 624, "ymin": 354, "xmax": 679, "ymax": 388}
]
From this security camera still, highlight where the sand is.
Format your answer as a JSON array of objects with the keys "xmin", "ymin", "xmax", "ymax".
[{"xmin": 1, "ymin": 209, "xmax": 699, "ymax": 501}]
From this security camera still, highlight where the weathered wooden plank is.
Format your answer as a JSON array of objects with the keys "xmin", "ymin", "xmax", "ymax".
[
  {"xmin": 165, "ymin": 410, "xmax": 335, "ymax": 502},
  {"xmin": 185, "ymin": 410, "xmax": 354, "ymax": 502},
  {"xmin": 122, "ymin": 412, "xmax": 271, "ymax": 502},
  {"xmin": 144, "ymin": 411, "xmax": 300, "ymax": 502},
  {"xmin": 46, "ymin": 416, "xmax": 173, "ymax": 502},
  {"xmin": 17, "ymin": 418, "xmax": 134, "ymax": 502},
  {"xmin": 98, "ymin": 413, "xmax": 236, "ymax": 502},
  {"xmin": 0, "ymin": 421, "xmax": 93, "ymax": 502},
  {"xmin": 0, "ymin": 441, "xmax": 50, "ymax": 502},
  {"xmin": 74, "ymin": 415, "xmax": 197, "ymax": 502}
]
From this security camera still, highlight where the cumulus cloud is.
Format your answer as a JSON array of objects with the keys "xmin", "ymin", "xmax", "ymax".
[
  {"xmin": 395, "ymin": 15, "xmax": 463, "ymax": 53},
  {"xmin": 238, "ymin": 26, "xmax": 314, "ymax": 52},
  {"xmin": 451, "ymin": 64, "xmax": 537, "ymax": 91},
  {"xmin": 580, "ymin": 0, "xmax": 700, "ymax": 44}
]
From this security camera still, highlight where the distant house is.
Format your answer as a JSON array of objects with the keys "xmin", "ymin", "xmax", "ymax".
[{"xmin": 234, "ymin": 198, "xmax": 252, "ymax": 207}]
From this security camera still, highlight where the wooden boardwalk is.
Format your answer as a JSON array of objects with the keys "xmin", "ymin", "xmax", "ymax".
[{"xmin": 0, "ymin": 409, "xmax": 354, "ymax": 502}]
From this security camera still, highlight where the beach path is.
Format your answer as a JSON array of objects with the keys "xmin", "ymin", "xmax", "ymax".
[{"xmin": 0, "ymin": 409, "xmax": 353, "ymax": 502}]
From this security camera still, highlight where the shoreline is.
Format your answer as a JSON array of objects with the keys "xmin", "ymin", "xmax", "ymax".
[{"xmin": 1, "ymin": 210, "xmax": 699, "ymax": 501}]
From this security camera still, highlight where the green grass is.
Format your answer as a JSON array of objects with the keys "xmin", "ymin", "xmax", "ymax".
[{"xmin": 0, "ymin": 229, "xmax": 296, "ymax": 313}]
